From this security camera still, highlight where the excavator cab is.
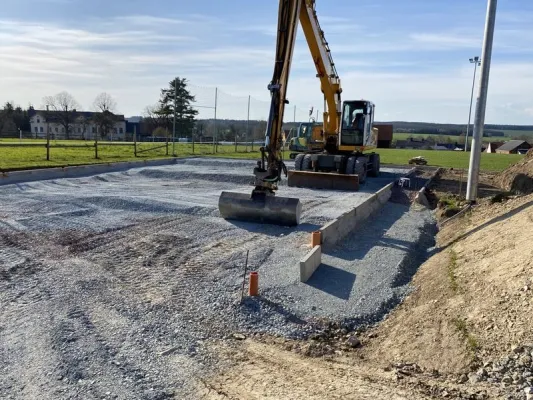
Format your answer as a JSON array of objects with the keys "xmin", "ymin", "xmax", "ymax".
[{"xmin": 338, "ymin": 100, "xmax": 377, "ymax": 150}]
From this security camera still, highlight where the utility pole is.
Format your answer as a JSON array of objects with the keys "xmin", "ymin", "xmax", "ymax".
[
  {"xmin": 465, "ymin": 56, "xmax": 481, "ymax": 151},
  {"xmin": 172, "ymin": 79, "xmax": 177, "ymax": 156},
  {"xmin": 46, "ymin": 105, "xmax": 50, "ymax": 161},
  {"xmin": 466, "ymin": 0, "xmax": 497, "ymax": 202},
  {"xmin": 293, "ymin": 105, "xmax": 296, "ymax": 123},
  {"xmin": 246, "ymin": 95, "xmax": 251, "ymax": 152}
]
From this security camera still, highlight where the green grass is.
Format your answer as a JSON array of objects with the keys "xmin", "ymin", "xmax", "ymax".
[
  {"xmin": 372, "ymin": 148, "xmax": 522, "ymax": 171},
  {"xmin": 392, "ymin": 132, "xmax": 514, "ymax": 144},
  {"xmin": 447, "ymin": 249, "xmax": 460, "ymax": 293},
  {"xmin": 0, "ymin": 139, "xmax": 525, "ymax": 172},
  {"xmin": 452, "ymin": 317, "xmax": 480, "ymax": 357}
]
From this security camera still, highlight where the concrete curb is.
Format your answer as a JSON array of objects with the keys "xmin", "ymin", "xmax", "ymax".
[
  {"xmin": 0, "ymin": 158, "xmax": 178, "ymax": 186},
  {"xmin": 319, "ymin": 182, "xmax": 394, "ymax": 248},
  {"xmin": 414, "ymin": 167, "xmax": 444, "ymax": 207},
  {"xmin": 297, "ymin": 181, "xmax": 395, "ymax": 283},
  {"xmin": 299, "ymin": 245, "xmax": 322, "ymax": 283}
]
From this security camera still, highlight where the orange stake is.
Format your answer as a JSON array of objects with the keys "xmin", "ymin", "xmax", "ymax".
[
  {"xmin": 311, "ymin": 231, "xmax": 321, "ymax": 247},
  {"xmin": 249, "ymin": 272, "xmax": 258, "ymax": 296}
]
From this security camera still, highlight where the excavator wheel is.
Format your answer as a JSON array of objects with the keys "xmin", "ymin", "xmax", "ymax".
[
  {"xmin": 368, "ymin": 153, "xmax": 380, "ymax": 177},
  {"xmin": 301, "ymin": 155, "xmax": 313, "ymax": 170},
  {"xmin": 294, "ymin": 154, "xmax": 305, "ymax": 170},
  {"xmin": 345, "ymin": 156, "xmax": 356, "ymax": 174},
  {"xmin": 355, "ymin": 157, "xmax": 367, "ymax": 184}
]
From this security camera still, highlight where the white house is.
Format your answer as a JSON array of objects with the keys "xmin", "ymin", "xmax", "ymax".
[{"xmin": 29, "ymin": 110, "xmax": 127, "ymax": 140}]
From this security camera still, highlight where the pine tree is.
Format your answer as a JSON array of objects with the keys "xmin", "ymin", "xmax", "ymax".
[{"xmin": 157, "ymin": 77, "xmax": 198, "ymax": 138}]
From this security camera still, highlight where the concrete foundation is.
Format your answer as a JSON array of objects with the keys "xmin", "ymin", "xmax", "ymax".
[{"xmin": 300, "ymin": 245, "xmax": 322, "ymax": 283}]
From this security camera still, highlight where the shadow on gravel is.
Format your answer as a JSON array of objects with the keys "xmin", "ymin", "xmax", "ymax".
[
  {"xmin": 322, "ymin": 203, "xmax": 409, "ymax": 261},
  {"xmin": 227, "ymin": 220, "xmax": 323, "ymax": 236},
  {"xmin": 305, "ymin": 264, "xmax": 356, "ymax": 300},
  {"xmin": 241, "ymin": 296, "xmax": 308, "ymax": 325}
]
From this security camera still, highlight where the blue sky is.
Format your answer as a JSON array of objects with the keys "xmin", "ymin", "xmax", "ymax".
[{"xmin": 1, "ymin": 0, "xmax": 532, "ymax": 124}]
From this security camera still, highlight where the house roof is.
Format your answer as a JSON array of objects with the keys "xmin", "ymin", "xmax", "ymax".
[
  {"xmin": 29, "ymin": 109, "xmax": 125, "ymax": 122},
  {"xmin": 487, "ymin": 141, "xmax": 504, "ymax": 148},
  {"xmin": 496, "ymin": 140, "xmax": 531, "ymax": 151}
]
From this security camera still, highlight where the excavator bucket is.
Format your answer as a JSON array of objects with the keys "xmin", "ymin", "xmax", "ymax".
[
  {"xmin": 287, "ymin": 170, "xmax": 360, "ymax": 191},
  {"xmin": 218, "ymin": 191, "xmax": 302, "ymax": 226}
]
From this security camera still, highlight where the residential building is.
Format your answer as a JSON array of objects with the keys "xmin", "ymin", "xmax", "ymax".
[
  {"xmin": 395, "ymin": 138, "xmax": 433, "ymax": 150},
  {"xmin": 29, "ymin": 109, "xmax": 127, "ymax": 140},
  {"xmin": 495, "ymin": 140, "xmax": 532, "ymax": 154},
  {"xmin": 485, "ymin": 141, "xmax": 504, "ymax": 153}
]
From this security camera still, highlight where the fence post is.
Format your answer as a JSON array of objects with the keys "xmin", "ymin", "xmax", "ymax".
[
  {"xmin": 235, "ymin": 134, "xmax": 237, "ymax": 153},
  {"xmin": 192, "ymin": 133, "xmax": 195, "ymax": 154},
  {"xmin": 94, "ymin": 134, "xmax": 98, "ymax": 159},
  {"xmin": 46, "ymin": 105, "xmax": 50, "ymax": 161},
  {"xmin": 166, "ymin": 135, "xmax": 169, "ymax": 156},
  {"xmin": 214, "ymin": 87, "xmax": 218, "ymax": 153},
  {"xmin": 134, "ymin": 125, "xmax": 137, "ymax": 157}
]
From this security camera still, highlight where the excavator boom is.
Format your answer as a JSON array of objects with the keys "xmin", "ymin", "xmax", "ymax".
[{"xmin": 218, "ymin": 0, "xmax": 303, "ymax": 226}]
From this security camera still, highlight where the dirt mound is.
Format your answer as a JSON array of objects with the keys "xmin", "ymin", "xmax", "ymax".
[
  {"xmin": 495, "ymin": 150, "xmax": 533, "ymax": 194},
  {"xmin": 363, "ymin": 194, "xmax": 533, "ymax": 379}
]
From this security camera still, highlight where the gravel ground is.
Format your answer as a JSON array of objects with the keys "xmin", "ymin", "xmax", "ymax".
[{"xmin": 0, "ymin": 157, "xmax": 432, "ymax": 399}]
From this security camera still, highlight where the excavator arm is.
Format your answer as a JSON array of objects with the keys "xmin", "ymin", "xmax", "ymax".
[
  {"xmin": 253, "ymin": 0, "xmax": 302, "ymax": 194},
  {"xmin": 218, "ymin": 0, "xmax": 303, "ymax": 226},
  {"xmin": 299, "ymin": 0, "xmax": 342, "ymax": 151}
]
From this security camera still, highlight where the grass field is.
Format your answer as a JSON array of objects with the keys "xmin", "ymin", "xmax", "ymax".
[
  {"xmin": 392, "ymin": 132, "xmax": 512, "ymax": 144},
  {"xmin": 0, "ymin": 139, "xmax": 524, "ymax": 172}
]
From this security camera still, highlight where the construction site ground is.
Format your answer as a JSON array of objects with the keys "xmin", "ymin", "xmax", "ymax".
[{"xmin": 1, "ymin": 156, "xmax": 532, "ymax": 399}]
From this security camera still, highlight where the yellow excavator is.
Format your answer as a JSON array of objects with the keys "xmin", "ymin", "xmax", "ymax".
[{"xmin": 218, "ymin": 0, "xmax": 380, "ymax": 226}]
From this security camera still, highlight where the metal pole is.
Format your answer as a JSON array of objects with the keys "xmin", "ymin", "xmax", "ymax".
[
  {"xmin": 46, "ymin": 105, "xmax": 50, "ymax": 161},
  {"xmin": 134, "ymin": 125, "xmax": 137, "ymax": 157},
  {"xmin": 246, "ymin": 95, "xmax": 250, "ymax": 152},
  {"xmin": 465, "ymin": 57, "xmax": 480, "ymax": 151},
  {"xmin": 466, "ymin": 0, "xmax": 497, "ymax": 202},
  {"xmin": 293, "ymin": 105, "xmax": 296, "ymax": 123},
  {"xmin": 172, "ymin": 79, "xmax": 177, "ymax": 156},
  {"xmin": 214, "ymin": 87, "xmax": 218, "ymax": 153}
]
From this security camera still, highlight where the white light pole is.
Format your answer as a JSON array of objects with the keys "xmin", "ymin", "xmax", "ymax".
[
  {"xmin": 465, "ymin": 56, "xmax": 481, "ymax": 151},
  {"xmin": 466, "ymin": 0, "xmax": 498, "ymax": 202}
]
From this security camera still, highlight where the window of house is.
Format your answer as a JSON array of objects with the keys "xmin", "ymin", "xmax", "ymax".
[
  {"xmin": 92, "ymin": 127, "xmax": 96, "ymax": 133},
  {"xmin": 40, "ymin": 127, "xmax": 43, "ymax": 133},
  {"xmin": 119, "ymin": 128, "xmax": 124, "ymax": 134},
  {"xmin": 37, "ymin": 119, "xmax": 40, "ymax": 123}
]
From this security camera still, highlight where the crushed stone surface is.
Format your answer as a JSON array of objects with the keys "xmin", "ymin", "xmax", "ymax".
[{"xmin": 0, "ymin": 157, "xmax": 433, "ymax": 399}]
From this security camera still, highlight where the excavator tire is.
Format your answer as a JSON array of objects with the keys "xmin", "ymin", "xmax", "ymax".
[
  {"xmin": 294, "ymin": 154, "xmax": 305, "ymax": 171},
  {"xmin": 302, "ymin": 155, "xmax": 313, "ymax": 170},
  {"xmin": 355, "ymin": 157, "xmax": 367, "ymax": 184},
  {"xmin": 345, "ymin": 156, "xmax": 356, "ymax": 174},
  {"xmin": 368, "ymin": 153, "xmax": 380, "ymax": 177}
]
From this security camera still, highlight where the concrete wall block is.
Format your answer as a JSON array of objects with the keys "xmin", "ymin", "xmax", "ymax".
[
  {"xmin": 0, "ymin": 158, "xmax": 178, "ymax": 186},
  {"xmin": 300, "ymin": 245, "xmax": 322, "ymax": 282}
]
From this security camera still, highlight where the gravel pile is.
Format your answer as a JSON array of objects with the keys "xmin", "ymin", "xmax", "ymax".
[
  {"xmin": 466, "ymin": 345, "xmax": 533, "ymax": 399},
  {"xmin": 0, "ymin": 158, "xmax": 429, "ymax": 399}
]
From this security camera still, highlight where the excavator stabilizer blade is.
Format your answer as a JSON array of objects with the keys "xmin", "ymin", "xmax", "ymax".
[
  {"xmin": 218, "ymin": 191, "xmax": 302, "ymax": 226},
  {"xmin": 287, "ymin": 170, "xmax": 360, "ymax": 191}
]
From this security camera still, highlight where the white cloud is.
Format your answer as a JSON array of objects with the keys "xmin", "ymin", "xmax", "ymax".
[{"xmin": 1, "ymin": 10, "xmax": 532, "ymax": 125}]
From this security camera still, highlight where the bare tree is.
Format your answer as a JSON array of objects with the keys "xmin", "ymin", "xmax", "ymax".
[
  {"xmin": 93, "ymin": 92, "xmax": 117, "ymax": 113},
  {"xmin": 92, "ymin": 92, "xmax": 118, "ymax": 140},
  {"xmin": 42, "ymin": 91, "xmax": 81, "ymax": 139}
]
